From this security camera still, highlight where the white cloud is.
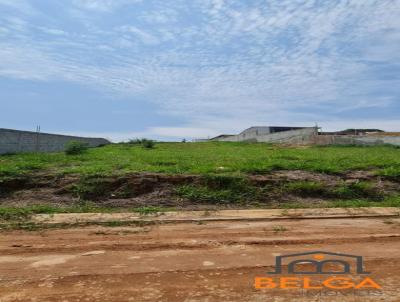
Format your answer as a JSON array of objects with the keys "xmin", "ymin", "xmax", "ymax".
[
  {"xmin": 118, "ymin": 25, "xmax": 160, "ymax": 45},
  {"xmin": 73, "ymin": 0, "xmax": 142, "ymax": 12},
  {"xmin": 149, "ymin": 127, "xmax": 219, "ymax": 138},
  {"xmin": 39, "ymin": 27, "xmax": 68, "ymax": 36},
  {"xmin": 0, "ymin": 0, "xmax": 37, "ymax": 14},
  {"xmin": 140, "ymin": 8, "xmax": 178, "ymax": 24},
  {"xmin": 320, "ymin": 119, "xmax": 400, "ymax": 133}
]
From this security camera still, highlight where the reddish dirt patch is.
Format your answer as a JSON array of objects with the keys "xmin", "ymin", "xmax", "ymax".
[{"xmin": 1, "ymin": 216, "xmax": 400, "ymax": 301}]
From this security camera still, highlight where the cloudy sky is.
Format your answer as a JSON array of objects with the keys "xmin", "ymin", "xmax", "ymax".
[{"xmin": 0, "ymin": 0, "xmax": 399, "ymax": 141}]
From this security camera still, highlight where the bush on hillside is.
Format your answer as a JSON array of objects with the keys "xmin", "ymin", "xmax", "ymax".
[
  {"xmin": 65, "ymin": 141, "xmax": 89, "ymax": 155},
  {"xmin": 127, "ymin": 138, "xmax": 143, "ymax": 144},
  {"xmin": 141, "ymin": 139, "xmax": 155, "ymax": 149}
]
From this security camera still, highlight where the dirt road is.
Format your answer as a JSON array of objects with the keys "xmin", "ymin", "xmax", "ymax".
[{"xmin": 1, "ymin": 214, "xmax": 400, "ymax": 301}]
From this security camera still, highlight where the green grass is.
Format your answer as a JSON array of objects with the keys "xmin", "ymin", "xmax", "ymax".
[
  {"xmin": 133, "ymin": 206, "xmax": 165, "ymax": 215},
  {"xmin": 278, "ymin": 195, "xmax": 400, "ymax": 209},
  {"xmin": 1, "ymin": 143, "xmax": 399, "ymax": 214},
  {"xmin": 0, "ymin": 203, "xmax": 172, "ymax": 222},
  {"xmin": 284, "ymin": 181, "xmax": 326, "ymax": 197},
  {"xmin": 0, "ymin": 203, "xmax": 106, "ymax": 221},
  {"xmin": 176, "ymin": 175, "xmax": 260, "ymax": 204},
  {"xmin": 284, "ymin": 180, "xmax": 384, "ymax": 199},
  {"xmin": 273, "ymin": 225, "xmax": 288, "ymax": 233},
  {"xmin": 175, "ymin": 178, "xmax": 386, "ymax": 205},
  {"xmin": 1, "ymin": 142, "xmax": 400, "ymax": 180}
]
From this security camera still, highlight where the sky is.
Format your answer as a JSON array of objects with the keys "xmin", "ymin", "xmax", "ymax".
[{"xmin": 0, "ymin": 0, "xmax": 399, "ymax": 141}]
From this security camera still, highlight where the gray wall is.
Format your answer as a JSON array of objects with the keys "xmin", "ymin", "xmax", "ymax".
[
  {"xmin": 0, "ymin": 128, "xmax": 110, "ymax": 154},
  {"xmin": 256, "ymin": 127, "xmax": 317, "ymax": 144},
  {"xmin": 213, "ymin": 127, "xmax": 318, "ymax": 144},
  {"xmin": 316, "ymin": 134, "xmax": 400, "ymax": 146},
  {"xmin": 236, "ymin": 127, "xmax": 271, "ymax": 141}
]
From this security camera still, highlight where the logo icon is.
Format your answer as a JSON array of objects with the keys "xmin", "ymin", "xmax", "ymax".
[
  {"xmin": 254, "ymin": 250, "xmax": 381, "ymax": 291},
  {"xmin": 268, "ymin": 250, "xmax": 369, "ymax": 275}
]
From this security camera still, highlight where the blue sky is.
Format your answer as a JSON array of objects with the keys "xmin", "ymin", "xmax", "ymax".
[{"xmin": 0, "ymin": 0, "xmax": 399, "ymax": 141}]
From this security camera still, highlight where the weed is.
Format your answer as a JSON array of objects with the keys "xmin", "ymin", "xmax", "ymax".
[
  {"xmin": 133, "ymin": 206, "xmax": 163, "ymax": 215},
  {"xmin": 280, "ymin": 209, "xmax": 289, "ymax": 216},
  {"xmin": 273, "ymin": 225, "xmax": 288, "ymax": 233},
  {"xmin": 176, "ymin": 185, "xmax": 240, "ymax": 203},
  {"xmin": 332, "ymin": 182, "xmax": 383, "ymax": 200},
  {"xmin": 202, "ymin": 210, "xmax": 212, "ymax": 217},
  {"xmin": 70, "ymin": 177, "xmax": 121, "ymax": 200},
  {"xmin": 0, "ymin": 207, "xmax": 32, "ymax": 221},
  {"xmin": 284, "ymin": 181, "xmax": 326, "ymax": 197},
  {"xmin": 176, "ymin": 175, "xmax": 260, "ymax": 204}
]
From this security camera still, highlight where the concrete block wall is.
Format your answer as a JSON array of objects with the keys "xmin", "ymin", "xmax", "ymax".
[
  {"xmin": 316, "ymin": 135, "xmax": 400, "ymax": 146},
  {"xmin": 256, "ymin": 127, "xmax": 318, "ymax": 144},
  {"xmin": 0, "ymin": 128, "xmax": 110, "ymax": 154},
  {"xmin": 213, "ymin": 127, "xmax": 318, "ymax": 144}
]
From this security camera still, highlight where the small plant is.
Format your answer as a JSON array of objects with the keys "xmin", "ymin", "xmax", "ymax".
[
  {"xmin": 0, "ymin": 207, "xmax": 31, "ymax": 221},
  {"xmin": 285, "ymin": 181, "xmax": 326, "ymax": 197},
  {"xmin": 141, "ymin": 139, "xmax": 155, "ymax": 149},
  {"xmin": 133, "ymin": 206, "xmax": 162, "ymax": 215},
  {"xmin": 65, "ymin": 141, "xmax": 88, "ymax": 155},
  {"xmin": 332, "ymin": 181, "xmax": 383, "ymax": 200},
  {"xmin": 273, "ymin": 225, "xmax": 288, "ymax": 233},
  {"xmin": 203, "ymin": 210, "xmax": 212, "ymax": 217},
  {"xmin": 280, "ymin": 209, "xmax": 289, "ymax": 216}
]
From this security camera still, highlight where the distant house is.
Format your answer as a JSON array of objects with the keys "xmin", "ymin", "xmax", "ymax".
[
  {"xmin": 209, "ymin": 126, "xmax": 314, "ymax": 143},
  {"xmin": 320, "ymin": 129, "xmax": 384, "ymax": 136},
  {"xmin": 203, "ymin": 125, "xmax": 400, "ymax": 146},
  {"xmin": 237, "ymin": 126, "xmax": 306, "ymax": 140}
]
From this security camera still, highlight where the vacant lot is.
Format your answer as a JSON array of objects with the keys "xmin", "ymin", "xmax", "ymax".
[
  {"xmin": 1, "ymin": 143, "xmax": 400, "ymax": 301},
  {"xmin": 0, "ymin": 142, "xmax": 399, "ymax": 217}
]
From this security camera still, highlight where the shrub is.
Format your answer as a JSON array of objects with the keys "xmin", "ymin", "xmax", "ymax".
[
  {"xmin": 65, "ymin": 141, "xmax": 88, "ymax": 155},
  {"xmin": 125, "ymin": 138, "xmax": 155, "ymax": 148},
  {"xmin": 142, "ymin": 139, "xmax": 155, "ymax": 149},
  {"xmin": 127, "ymin": 138, "xmax": 143, "ymax": 144}
]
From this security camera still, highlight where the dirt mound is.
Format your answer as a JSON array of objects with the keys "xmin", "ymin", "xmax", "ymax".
[{"xmin": 0, "ymin": 170, "xmax": 398, "ymax": 209}]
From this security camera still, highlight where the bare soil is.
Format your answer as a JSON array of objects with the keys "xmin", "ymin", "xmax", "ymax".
[{"xmin": 1, "ymin": 216, "xmax": 400, "ymax": 301}]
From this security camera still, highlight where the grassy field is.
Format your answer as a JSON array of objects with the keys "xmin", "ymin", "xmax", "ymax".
[
  {"xmin": 1, "ymin": 142, "xmax": 400, "ymax": 179},
  {"xmin": 0, "ymin": 142, "xmax": 399, "ymax": 220}
]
